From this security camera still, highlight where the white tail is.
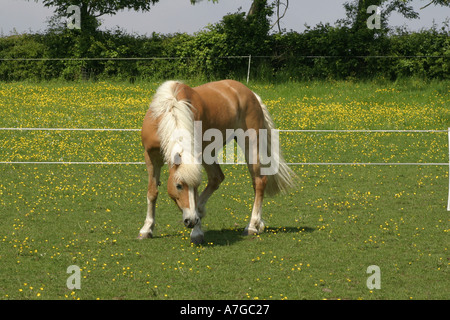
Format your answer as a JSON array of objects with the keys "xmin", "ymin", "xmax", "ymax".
[{"xmin": 253, "ymin": 92, "xmax": 297, "ymax": 196}]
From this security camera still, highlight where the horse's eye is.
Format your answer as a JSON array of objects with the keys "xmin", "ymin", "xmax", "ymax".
[{"xmin": 176, "ymin": 184, "xmax": 183, "ymax": 191}]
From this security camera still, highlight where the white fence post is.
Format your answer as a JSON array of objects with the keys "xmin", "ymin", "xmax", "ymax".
[
  {"xmin": 247, "ymin": 55, "xmax": 252, "ymax": 84},
  {"xmin": 448, "ymin": 128, "xmax": 450, "ymax": 211}
]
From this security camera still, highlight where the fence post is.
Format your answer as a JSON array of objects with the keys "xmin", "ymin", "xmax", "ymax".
[
  {"xmin": 448, "ymin": 128, "xmax": 450, "ymax": 211},
  {"xmin": 247, "ymin": 55, "xmax": 252, "ymax": 84}
]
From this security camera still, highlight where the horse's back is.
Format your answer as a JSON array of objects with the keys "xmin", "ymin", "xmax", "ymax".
[
  {"xmin": 192, "ymin": 80, "xmax": 263, "ymax": 131},
  {"xmin": 194, "ymin": 80, "xmax": 256, "ymax": 107},
  {"xmin": 141, "ymin": 80, "xmax": 264, "ymax": 151}
]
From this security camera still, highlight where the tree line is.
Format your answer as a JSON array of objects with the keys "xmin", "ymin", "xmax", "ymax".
[{"xmin": 0, "ymin": 0, "xmax": 448, "ymax": 81}]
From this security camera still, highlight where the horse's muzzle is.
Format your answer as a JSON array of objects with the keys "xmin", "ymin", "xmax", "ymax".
[{"xmin": 183, "ymin": 217, "xmax": 199, "ymax": 228}]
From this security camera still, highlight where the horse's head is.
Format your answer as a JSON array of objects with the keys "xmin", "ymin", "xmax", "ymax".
[{"xmin": 167, "ymin": 151, "xmax": 202, "ymax": 228}]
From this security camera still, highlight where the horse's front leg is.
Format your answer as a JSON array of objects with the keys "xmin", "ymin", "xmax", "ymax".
[
  {"xmin": 197, "ymin": 163, "xmax": 224, "ymax": 218},
  {"xmin": 189, "ymin": 164, "xmax": 224, "ymax": 245},
  {"xmin": 190, "ymin": 221, "xmax": 204, "ymax": 245},
  {"xmin": 138, "ymin": 149, "xmax": 163, "ymax": 239}
]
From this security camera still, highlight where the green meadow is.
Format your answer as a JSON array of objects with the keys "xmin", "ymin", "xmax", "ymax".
[{"xmin": 0, "ymin": 79, "xmax": 448, "ymax": 300}]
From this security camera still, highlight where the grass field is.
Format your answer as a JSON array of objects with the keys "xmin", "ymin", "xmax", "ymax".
[{"xmin": 0, "ymin": 79, "xmax": 448, "ymax": 300}]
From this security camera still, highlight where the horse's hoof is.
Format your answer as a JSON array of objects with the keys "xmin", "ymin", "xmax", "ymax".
[
  {"xmin": 242, "ymin": 227, "xmax": 259, "ymax": 236},
  {"xmin": 243, "ymin": 221, "xmax": 265, "ymax": 235},
  {"xmin": 137, "ymin": 232, "xmax": 152, "ymax": 240}
]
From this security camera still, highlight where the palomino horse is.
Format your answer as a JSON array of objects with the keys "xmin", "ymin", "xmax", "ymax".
[{"xmin": 138, "ymin": 80, "xmax": 296, "ymax": 244}]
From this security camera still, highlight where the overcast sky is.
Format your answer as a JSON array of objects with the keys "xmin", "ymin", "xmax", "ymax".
[{"xmin": 1, "ymin": 0, "xmax": 448, "ymax": 36}]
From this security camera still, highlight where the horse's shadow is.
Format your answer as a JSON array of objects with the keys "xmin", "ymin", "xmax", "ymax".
[{"xmin": 203, "ymin": 226, "xmax": 315, "ymax": 246}]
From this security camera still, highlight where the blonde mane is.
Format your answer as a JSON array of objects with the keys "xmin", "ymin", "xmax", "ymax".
[{"xmin": 149, "ymin": 81, "xmax": 202, "ymax": 187}]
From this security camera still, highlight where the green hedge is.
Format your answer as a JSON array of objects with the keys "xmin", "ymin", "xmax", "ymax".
[{"xmin": 0, "ymin": 17, "xmax": 448, "ymax": 81}]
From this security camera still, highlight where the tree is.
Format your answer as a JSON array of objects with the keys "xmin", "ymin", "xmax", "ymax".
[
  {"xmin": 192, "ymin": 0, "xmax": 277, "ymax": 19},
  {"xmin": 28, "ymin": 0, "xmax": 160, "ymax": 79},
  {"xmin": 420, "ymin": 0, "xmax": 450, "ymax": 9},
  {"xmin": 343, "ymin": 0, "xmax": 419, "ymax": 32},
  {"xmin": 32, "ymin": 0, "xmax": 160, "ymax": 34},
  {"xmin": 337, "ymin": 0, "xmax": 449, "ymax": 79},
  {"xmin": 271, "ymin": 0, "xmax": 289, "ymax": 33},
  {"xmin": 216, "ymin": 0, "xmax": 273, "ymax": 56},
  {"xmin": 30, "ymin": 0, "xmax": 160, "ymax": 76},
  {"xmin": 343, "ymin": 0, "xmax": 450, "ymax": 32}
]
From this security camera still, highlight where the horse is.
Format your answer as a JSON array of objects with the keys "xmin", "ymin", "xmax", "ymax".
[{"xmin": 138, "ymin": 80, "xmax": 296, "ymax": 244}]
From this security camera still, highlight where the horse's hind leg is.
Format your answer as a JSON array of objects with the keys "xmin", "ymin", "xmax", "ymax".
[
  {"xmin": 138, "ymin": 149, "xmax": 163, "ymax": 239},
  {"xmin": 241, "ymin": 137, "xmax": 267, "ymax": 236},
  {"xmin": 243, "ymin": 167, "xmax": 267, "ymax": 236}
]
